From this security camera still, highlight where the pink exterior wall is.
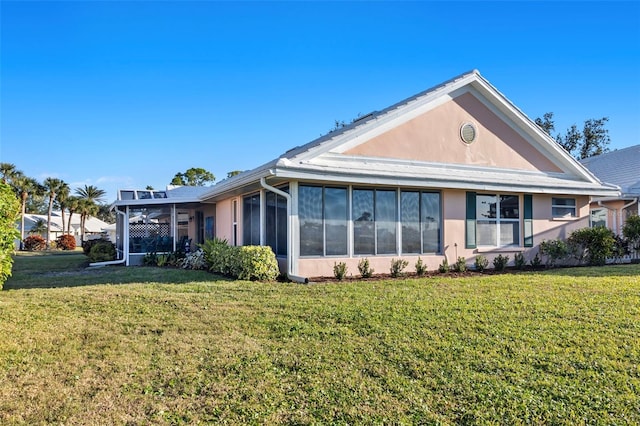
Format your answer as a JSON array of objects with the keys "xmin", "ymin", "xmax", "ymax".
[
  {"xmin": 344, "ymin": 92, "xmax": 562, "ymax": 173},
  {"xmin": 215, "ymin": 198, "xmax": 236, "ymax": 244},
  {"xmin": 296, "ymin": 191, "xmax": 591, "ymax": 278}
]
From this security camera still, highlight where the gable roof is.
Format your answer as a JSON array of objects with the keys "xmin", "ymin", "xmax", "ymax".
[
  {"xmin": 580, "ymin": 144, "xmax": 640, "ymax": 196},
  {"xmin": 201, "ymin": 70, "xmax": 619, "ymax": 201}
]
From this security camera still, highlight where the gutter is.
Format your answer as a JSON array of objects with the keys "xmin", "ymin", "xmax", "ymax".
[{"xmin": 260, "ymin": 177, "xmax": 309, "ymax": 284}]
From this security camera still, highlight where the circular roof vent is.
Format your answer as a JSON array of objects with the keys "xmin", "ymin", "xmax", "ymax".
[{"xmin": 460, "ymin": 122, "xmax": 477, "ymax": 144}]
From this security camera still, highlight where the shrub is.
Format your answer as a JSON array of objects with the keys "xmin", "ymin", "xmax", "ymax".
[
  {"xmin": 181, "ymin": 249, "xmax": 208, "ymax": 270},
  {"xmin": 493, "ymin": 254, "xmax": 509, "ymax": 271},
  {"xmin": 438, "ymin": 259, "xmax": 450, "ymax": 273},
  {"xmin": 236, "ymin": 246, "xmax": 279, "ymax": 281},
  {"xmin": 390, "ymin": 258, "xmax": 409, "ymax": 278},
  {"xmin": 23, "ymin": 235, "xmax": 46, "ymax": 251},
  {"xmin": 202, "ymin": 238, "xmax": 239, "ymax": 276},
  {"xmin": 333, "ymin": 262, "xmax": 347, "ymax": 281},
  {"xmin": 415, "ymin": 257, "xmax": 427, "ymax": 276},
  {"xmin": 358, "ymin": 258, "xmax": 374, "ymax": 278},
  {"xmin": 514, "ymin": 252, "xmax": 526, "ymax": 270},
  {"xmin": 539, "ymin": 239, "xmax": 569, "ymax": 268},
  {"xmin": 87, "ymin": 240, "xmax": 116, "ymax": 263},
  {"xmin": 82, "ymin": 238, "xmax": 110, "ymax": 256},
  {"xmin": 56, "ymin": 234, "xmax": 77, "ymax": 251},
  {"xmin": 474, "ymin": 255, "xmax": 489, "ymax": 272},
  {"xmin": 622, "ymin": 214, "xmax": 640, "ymax": 255},
  {"xmin": 142, "ymin": 252, "xmax": 158, "ymax": 266},
  {"xmin": 0, "ymin": 182, "xmax": 20, "ymax": 287},
  {"xmin": 567, "ymin": 226, "xmax": 616, "ymax": 266},
  {"xmin": 530, "ymin": 252, "xmax": 543, "ymax": 269},
  {"xmin": 452, "ymin": 256, "xmax": 467, "ymax": 273}
]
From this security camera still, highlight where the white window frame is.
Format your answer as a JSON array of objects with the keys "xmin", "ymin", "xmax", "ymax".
[
  {"xmin": 590, "ymin": 208, "xmax": 608, "ymax": 228},
  {"xmin": 552, "ymin": 197, "xmax": 577, "ymax": 218},
  {"xmin": 476, "ymin": 193, "xmax": 521, "ymax": 247}
]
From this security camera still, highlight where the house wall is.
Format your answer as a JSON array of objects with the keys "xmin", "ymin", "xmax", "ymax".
[
  {"xmin": 295, "ymin": 190, "xmax": 591, "ymax": 278},
  {"xmin": 215, "ymin": 198, "xmax": 238, "ymax": 244},
  {"xmin": 343, "ymin": 92, "xmax": 562, "ymax": 173},
  {"xmin": 588, "ymin": 199, "xmax": 639, "ymax": 235}
]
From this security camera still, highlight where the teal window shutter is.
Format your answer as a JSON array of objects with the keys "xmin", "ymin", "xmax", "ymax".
[
  {"xmin": 465, "ymin": 192, "xmax": 476, "ymax": 249},
  {"xmin": 524, "ymin": 194, "xmax": 533, "ymax": 247}
]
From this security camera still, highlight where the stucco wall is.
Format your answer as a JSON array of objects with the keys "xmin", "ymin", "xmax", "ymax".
[{"xmin": 344, "ymin": 92, "xmax": 561, "ymax": 173}]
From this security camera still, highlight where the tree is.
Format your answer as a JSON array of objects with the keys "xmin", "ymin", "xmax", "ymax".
[
  {"xmin": 29, "ymin": 219, "xmax": 47, "ymax": 236},
  {"xmin": 170, "ymin": 168, "xmax": 215, "ymax": 186},
  {"xmin": 534, "ymin": 112, "xmax": 555, "ymax": 135},
  {"xmin": 0, "ymin": 181, "xmax": 20, "ymax": 287},
  {"xmin": 12, "ymin": 174, "xmax": 43, "ymax": 244},
  {"xmin": 65, "ymin": 196, "xmax": 81, "ymax": 236},
  {"xmin": 56, "ymin": 184, "xmax": 70, "ymax": 234},
  {"xmin": 227, "ymin": 170, "xmax": 243, "ymax": 178},
  {"xmin": 43, "ymin": 178, "xmax": 67, "ymax": 246},
  {"xmin": 0, "ymin": 163, "xmax": 19, "ymax": 184},
  {"xmin": 536, "ymin": 112, "xmax": 610, "ymax": 160},
  {"xmin": 77, "ymin": 198, "xmax": 99, "ymax": 242},
  {"xmin": 75, "ymin": 184, "xmax": 106, "ymax": 204}
]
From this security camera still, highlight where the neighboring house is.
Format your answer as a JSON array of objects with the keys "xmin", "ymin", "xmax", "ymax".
[
  {"xmin": 20, "ymin": 211, "xmax": 110, "ymax": 246},
  {"xmin": 580, "ymin": 144, "xmax": 640, "ymax": 234},
  {"xmin": 112, "ymin": 70, "xmax": 619, "ymax": 279}
]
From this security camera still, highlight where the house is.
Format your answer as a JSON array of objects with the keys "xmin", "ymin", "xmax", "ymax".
[
  {"xmin": 111, "ymin": 70, "xmax": 620, "ymax": 279},
  {"xmin": 579, "ymin": 144, "xmax": 640, "ymax": 234},
  {"xmin": 19, "ymin": 211, "xmax": 110, "ymax": 246}
]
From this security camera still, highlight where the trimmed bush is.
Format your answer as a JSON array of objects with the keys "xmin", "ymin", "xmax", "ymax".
[
  {"xmin": 622, "ymin": 214, "xmax": 640, "ymax": 255},
  {"xmin": 438, "ymin": 259, "xmax": 450, "ymax": 273},
  {"xmin": 202, "ymin": 238, "xmax": 239, "ymax": 276},
  {"xmin": 23, "ymin": 235, "xmax": 46, "ymax": 251},
  {"xmin": 358, "ymin": 258, "xmax": 374, "ymax": 278},
  {"xmin": 56, "ymin": 234, "xmax": 77, "ymax": 251},
  {"xmin": 514, "ymin": 252, "xmax": 526, "ymax": 270},
  {"xmin": 87, "ymin": 240, "xmax": 116, "ymax": 263},
  {"xmin": 333, "ymin": 262, "xmax": 347, "ymax": 281},
  {"xmin": 474, "ymin": 255, "xmax": 489, "ymax": 272},
  {"xmin": 568, "ymin": 226, "xmax": 616, "ymax": 266},
  {"xmin": 236, "ymin": 246, "xmax": 279, "ymax": 281},
  {"xmin": 493, "ymin": 254, "xmax": 509, "ymax": 271},
  {"xmin": 82, "ymin": 238, "xmax": 111, "ymax": 256},
  {"xmin": 530, "ymin": 252, "xmax": 543, "ymax": 269},
  {"xmin": 415, "ymin": 257, "xmax": 427, "ymax": 276},
  {"xmin": 540, "ymin": 239, "xmax": 569, "ymax": 268},
  {"xmin": 452, "ymin": 256, "xmax": 467, "ymax": 273},
  {"xmin": 390, "ymin": 258, "xmax": 409, "ymax": 278}
]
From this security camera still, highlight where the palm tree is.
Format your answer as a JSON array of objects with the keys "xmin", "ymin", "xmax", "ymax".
[
  {"xmin": 75, "ymin": 184, "xmax": 106, "ymax": 204},
  {"xmin": 12, "ymin": 174, "xmax": 43, "ymax": 245},
  {"xmin": 77, "ymin": 198, "xmax": 99, "ymax": 243},
  {"xmin": 30, "ymin": 219, "xmax": 47, "ymax": 236},
  {"xmin": 65, "ymin": 196, "xmax": 81, "ymax": 236},
  {"xmin": 43, "ymin": 177, "xmax": 66, "ymax": 246},
  {"xmin": 56, "ymin": 185, "xmax": 70, "ymax": 234},
  {"xmin": 0, "ymin": 163, "xmax": 19, "ymax": 184}
]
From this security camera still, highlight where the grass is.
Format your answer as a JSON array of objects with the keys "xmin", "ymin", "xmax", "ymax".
[{"xmin": 1, "ymin": 253, "xmax": 639, "ymax": 424}]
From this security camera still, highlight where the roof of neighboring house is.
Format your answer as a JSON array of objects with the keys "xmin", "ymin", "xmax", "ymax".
[
  {"xmin": 198, "ymin": 70, "xmax": 619, "ymax": 201},
  {"xmin": 20, "ymin": 212, "xmax": 110, "ymax": 233},
  {"xmin": 113, "ymin": 185, "xmax": 213, "ymax": 207},
  {"xmin": 580, "ymin": 144, "xmax": 640, "ymax": 197}
]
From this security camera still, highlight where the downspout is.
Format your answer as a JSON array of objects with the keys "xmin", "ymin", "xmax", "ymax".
[
  {"xmin": 89, "ymin": 207, "xmax": 127, "ymax": 267},
  {"xmin": 260, "ymin": 177, "xmax": 309, "ymax": 284}
]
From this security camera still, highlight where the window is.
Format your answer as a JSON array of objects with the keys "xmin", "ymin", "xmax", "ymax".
[
  {"xmin": 353, "ymin": 189, "xmax": 398, "ymax": 255},
  {"xmin": 265, "ymin": 188, "xmax": 288, "ymax": 256},
  {"xmin": 232, "ymin": 200, "xmax": 238, "ymax": 246},
  {"xmin": 401, "ymin": 191, "xmax": 441, "ymax": 254},
  {"xmin": 552, "ymin": 197, "xmax": 577, "ymax": 218},
  {"xmin": 205, "ymin": 216, "xmax": 215, "ymax": 240},
  {"xmin": 476, "ymin": 194, "xmax": 520, "ymax": 246},
  {"xmin": 242, "ymin": 194, "xmax": 260, "ymax": 245},
  {"xmin": 299, "ymin": 185, "xmax": 348, "ymax": 256},
  {"xmin": 590, "ymin": 209, "xmax": 607, "ymax": 228}
]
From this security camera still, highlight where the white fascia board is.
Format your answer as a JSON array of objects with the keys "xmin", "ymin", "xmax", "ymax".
[
  {"xmin": 198, "ymin": 165, "xmax": 275, "ymax": 201},
  {"xmin": 112, "ymin": 197, "xmax": 202, "ymax": 208}
]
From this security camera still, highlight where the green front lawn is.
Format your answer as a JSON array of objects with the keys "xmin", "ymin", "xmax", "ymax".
[{"xmin": 1, "ymin": 253, "xmax": 639, "ymax": 424}]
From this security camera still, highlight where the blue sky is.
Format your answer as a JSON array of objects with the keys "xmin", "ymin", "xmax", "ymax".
[{"xmin": 2, "ymin": 1, "xmax": 639, "ymax": 203}]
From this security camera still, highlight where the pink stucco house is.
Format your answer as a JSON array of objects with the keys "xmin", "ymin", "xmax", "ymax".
[{"xmin": 111, "ymin": 70, "xmax": 619, "ymax": 280}]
